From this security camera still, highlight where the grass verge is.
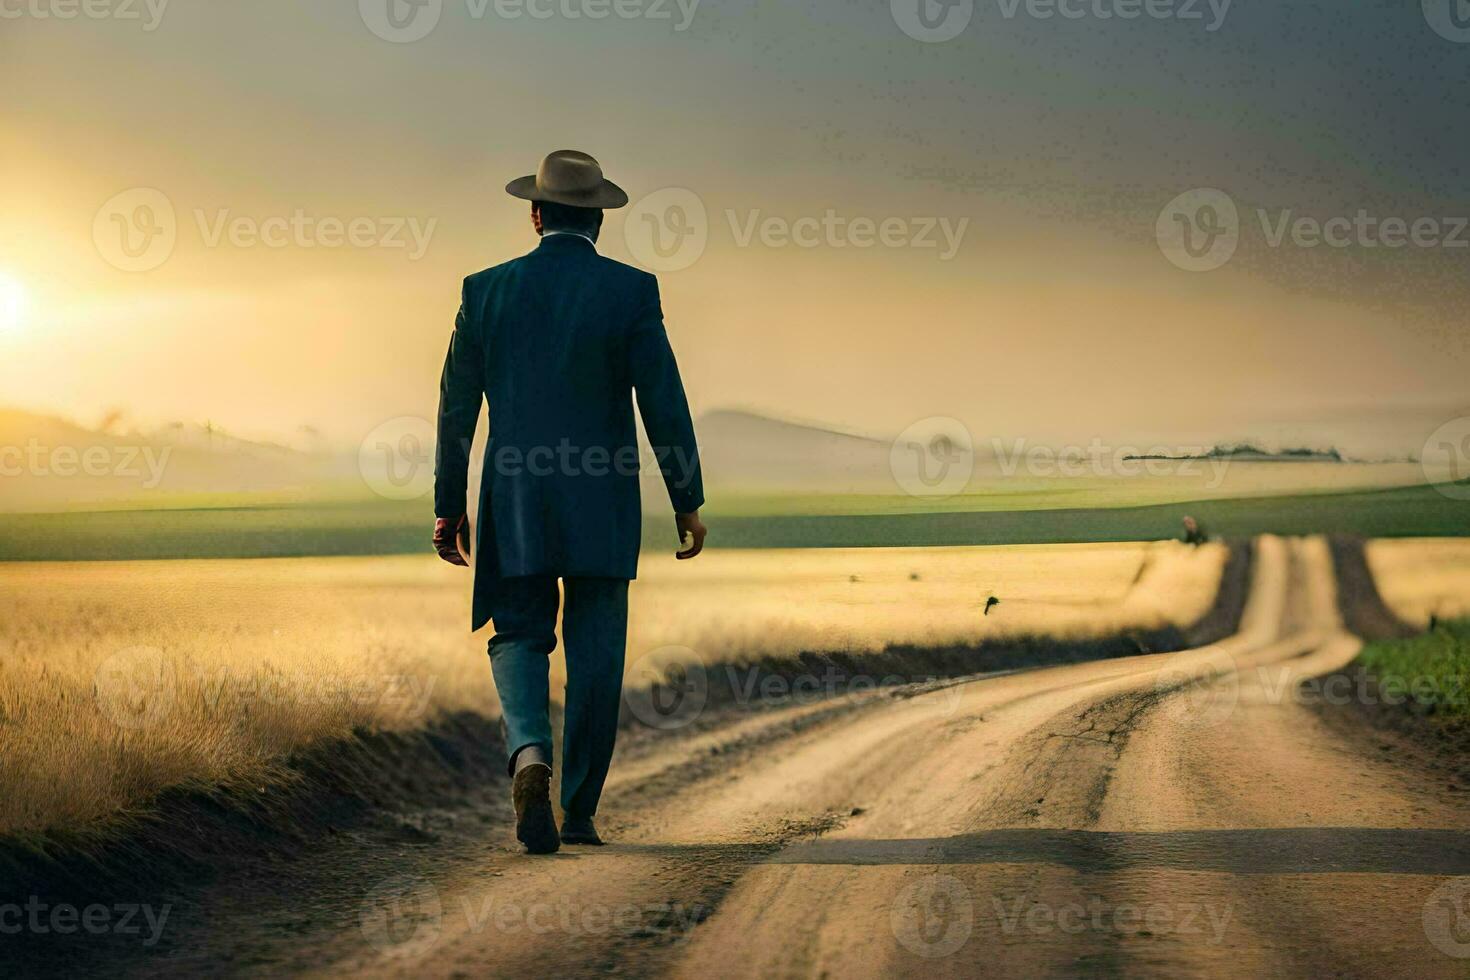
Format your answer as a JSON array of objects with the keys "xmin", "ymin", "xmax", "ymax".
[
  {"xmin": 1357, "ymin": 620, "xmax": 1470, "ymax": 721},
  {"xmin": 1306, "ymin": 615, "xmax": 1469, "ymax": 802}
]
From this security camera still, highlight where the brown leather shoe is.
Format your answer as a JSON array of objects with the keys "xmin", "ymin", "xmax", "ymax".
[
  {"xmin": 511, "ymin": 764, "xmax": 559, "ymax": 854},
  {"xmin": 560, "ymin": 814, "xmax": 604, "ymax": 845}
]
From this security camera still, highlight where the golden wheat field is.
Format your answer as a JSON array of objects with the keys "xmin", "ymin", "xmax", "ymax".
[
  {"xmin": 1365, "ymin": 537, "xmax": 1470, "ymax": 626},
  {"xmin": 627, "ymin": 541, "xmax": 1227, "ymax": 660},
  {"xmin": 0, "ymin": 541, "xmax": 1225, "ymax": 840}
]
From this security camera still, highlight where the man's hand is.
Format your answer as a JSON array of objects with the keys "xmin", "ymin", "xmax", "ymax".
[
  {"xmin": 434, "ymin": 514, "xmax": 469, "ymax": 566},
  {"xmin": 675, "ymin": 510, "xmax": 706, "ymax": 560}
]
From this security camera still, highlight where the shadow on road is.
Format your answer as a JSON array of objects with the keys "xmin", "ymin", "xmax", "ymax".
[{"xmin": 761, "ymin": 826, "xmax": 1470, "ymax": 876}]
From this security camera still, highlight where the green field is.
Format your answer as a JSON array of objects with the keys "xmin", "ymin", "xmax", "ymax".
[
  {"xmin": 1358, "ymin": 619, "xmax": 1470, "ymax": 720},
  {"xmin": 708, "ymin": 482, "xmax": 1470, "ymax": 549},
  {"xmin": 0, "ymin": 482, "xmax": 1466, "ymax": 561},
  {"xmin": 0, "ymin": 499, "xmax": 424, "ymax": 561}
]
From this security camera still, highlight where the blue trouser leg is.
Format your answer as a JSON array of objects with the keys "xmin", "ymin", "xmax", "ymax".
[
  {"xmin": 487, "ymin": 575, "xmax": 560, "ymax": 776},
  {"xmin": 559, "ymin": 576, "xmax": 629, "ymax": 819}
]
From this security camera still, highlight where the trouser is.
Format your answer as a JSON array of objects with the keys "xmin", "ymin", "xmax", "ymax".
[{"xmin": 487, "ymin": 575, "xmax": 629, "ymax": 819}]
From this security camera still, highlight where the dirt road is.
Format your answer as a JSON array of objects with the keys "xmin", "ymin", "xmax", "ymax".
[{"xmin": 306, "ymin": 535, "xmax": 1467, "ymax": 979}]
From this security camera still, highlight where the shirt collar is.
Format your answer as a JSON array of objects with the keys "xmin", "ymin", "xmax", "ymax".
[{"xmin": 542, "ymin": 230, "xmax": 596, "ymax": 246}]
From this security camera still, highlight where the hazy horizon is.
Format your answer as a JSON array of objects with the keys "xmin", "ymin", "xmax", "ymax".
[
  {"xmin": 4, "ymin": 1, "xmax": 1468, "ymax": 463},
  {"xmin": 0, "ymin": 396, "xmax": 1462, "ymax": 461}
]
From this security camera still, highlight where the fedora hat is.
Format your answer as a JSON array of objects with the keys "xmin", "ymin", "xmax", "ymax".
[{"xmin": 505, "ymin": 149, "xmax": 629, "ymax": 209}]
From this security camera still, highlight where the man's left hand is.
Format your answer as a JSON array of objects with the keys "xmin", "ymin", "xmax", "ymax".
[{"xmin": 434, "ymin": 515, "xmax": 469, "ymax": 566}]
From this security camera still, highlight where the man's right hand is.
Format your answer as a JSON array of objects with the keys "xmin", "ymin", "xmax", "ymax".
[
  {"xmin": 675, "ymin": 510, "xmax": 706, "ymax": 560},
  {"xmin": 434, "ymin": 515, "xmax": 469, "ymax": 566}
]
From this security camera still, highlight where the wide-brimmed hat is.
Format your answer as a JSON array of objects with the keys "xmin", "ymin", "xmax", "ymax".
[{"xmin": 505, "ymin": 150, "xmax": 628, "ymax": 209}]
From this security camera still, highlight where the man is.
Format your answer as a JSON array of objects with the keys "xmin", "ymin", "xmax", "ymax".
[
  {"xmin": 432, "ymin": 149, "xmax": 706, "ymax": 854},
  {"xmin": 1182, "ymin": 515, "xmax": 1208, "ymax": 547}
]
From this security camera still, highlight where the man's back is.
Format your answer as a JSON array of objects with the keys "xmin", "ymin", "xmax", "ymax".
[
  {"xmin": 436, "ymin": 232, "xmax": 703, "ymax": 630},
  {"xmin": 472, "ymin": 234, "xmax": 651, "ymax": 459}
]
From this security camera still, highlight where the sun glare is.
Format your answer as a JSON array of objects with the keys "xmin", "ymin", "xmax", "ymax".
[{"xmin": 0, "ymin": 273, "xmax": 28, "ymax": 335}]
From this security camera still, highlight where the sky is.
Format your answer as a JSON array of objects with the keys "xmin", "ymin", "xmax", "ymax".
[{"xmin": 2, "ymin": 0, "xmax": 1467, "ymax": 458}]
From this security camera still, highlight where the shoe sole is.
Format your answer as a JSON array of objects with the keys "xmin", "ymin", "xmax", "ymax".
[{"xmin": 512, "ymin": 765, "xmax": 559, "ymax": 854}]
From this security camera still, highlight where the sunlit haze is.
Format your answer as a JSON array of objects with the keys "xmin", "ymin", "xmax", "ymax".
[
  {"xmin": 0, "ymin": 273, "xmax": 27, "ymax": 336},
  {"xmin": 3, "ymin": 3, "xmax": 1468, "ymax": 458}
]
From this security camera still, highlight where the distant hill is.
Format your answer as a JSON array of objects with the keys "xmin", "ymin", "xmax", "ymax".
[
  {"xmin": 0, "ymin": 407, "xmax": 355, "ymax": 512},
  {"xmin": 1, "ymin": 405, "xmax": 1431, "ymax": 518},
  {"xmin": 1, "ymin": 404, "xmax": 902, "ymax": 513},
  {"xmin": 0, "ymin": 408, "xmax": 109, "ymax": 451},
  {"xmin": 693, "ymin": 409, "xmax": 898, "ymax": 494}
]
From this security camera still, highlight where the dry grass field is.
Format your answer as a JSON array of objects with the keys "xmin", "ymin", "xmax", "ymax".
[
  {"xmin": 0, "ymin": 541, "xmax": 1225, "ymax": 842},
  {"xmin": 627, "ymin": 541, "xmax": 1227, "ymax": 664},
  {"xmin": 0, "ymin": 558, "xmax": 492, "ymax": 845},
  {"xmin": 1365, "ymin": 537, "xmax": 1470, "ymax": 626}
]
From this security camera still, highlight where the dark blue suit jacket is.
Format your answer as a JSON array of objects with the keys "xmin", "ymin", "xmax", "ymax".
[{"xmin": 434, "ymin": 233, "xmax": 704, "ymax": 630}]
